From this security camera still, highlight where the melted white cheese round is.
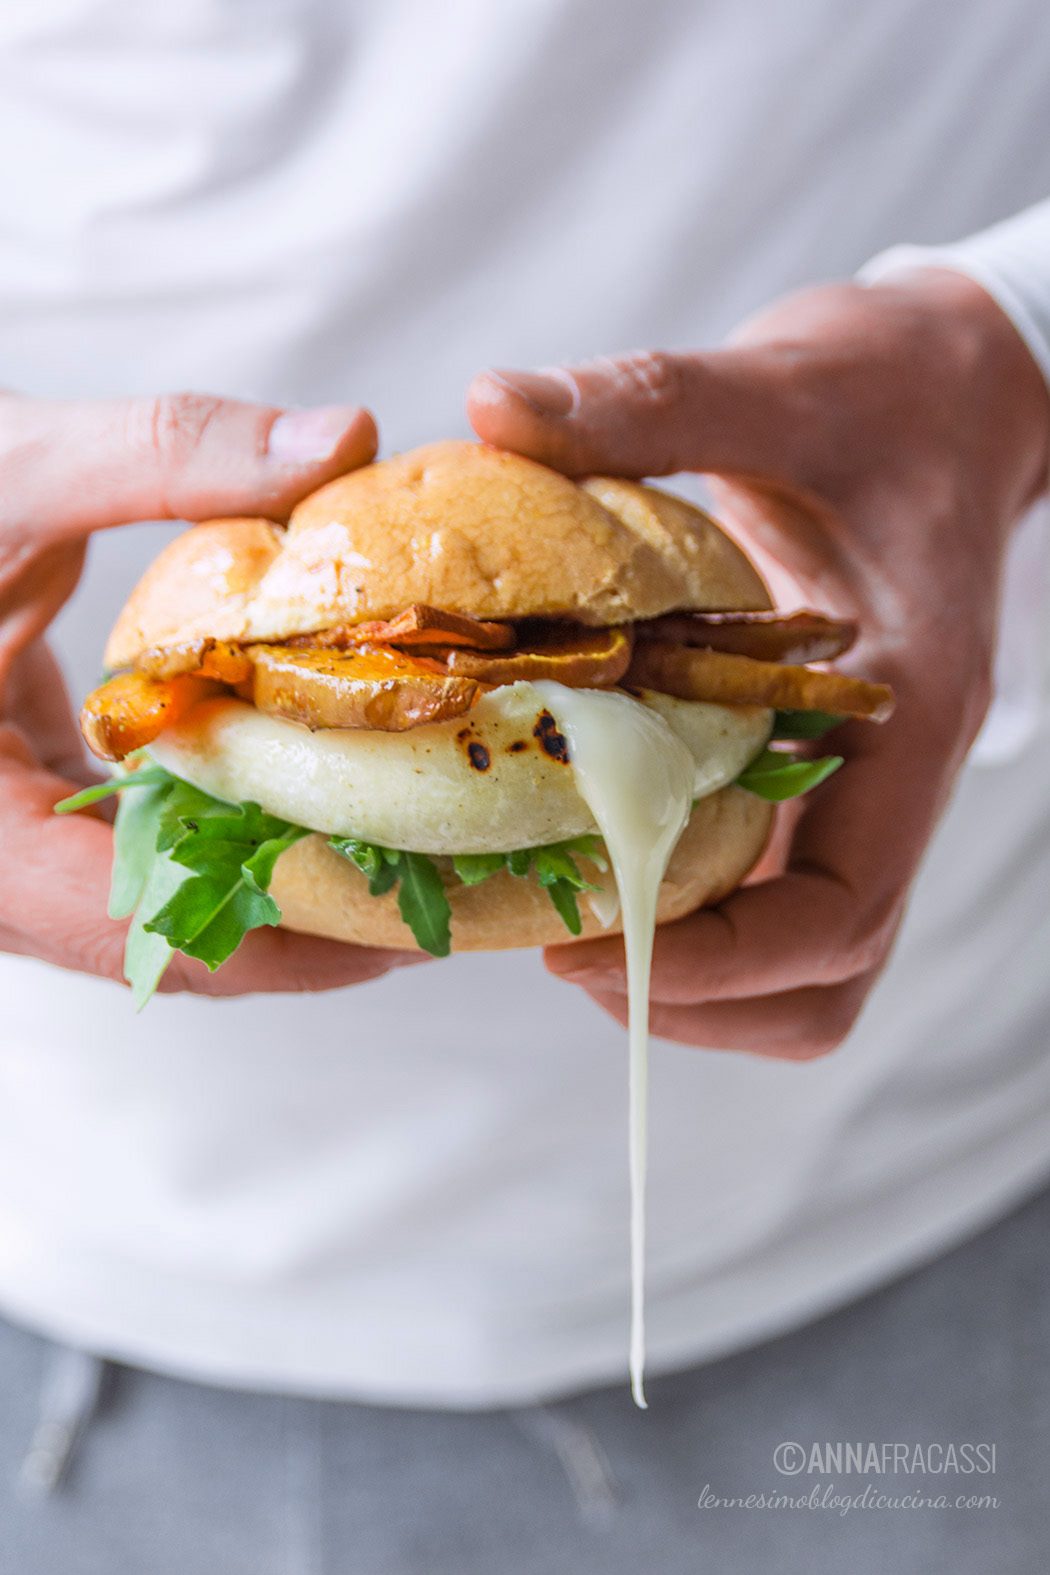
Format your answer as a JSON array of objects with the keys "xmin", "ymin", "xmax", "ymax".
[{"xmin": 149, "ymin": 685, "xmax": 771, "ymax": 856}]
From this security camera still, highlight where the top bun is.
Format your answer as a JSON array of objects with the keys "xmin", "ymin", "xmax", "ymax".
[{"xmin": 105, "ymin": 441, "xmax": 770, "ymax": 670}]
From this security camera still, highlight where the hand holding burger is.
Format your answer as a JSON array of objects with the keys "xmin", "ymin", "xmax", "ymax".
[
  {"xmin": 0, "ymin": 391, "xmax": 423, "ymax": 996},
  {"xmin": 469, "ymin": 270, "xmax": 1050, "ymax": 1057}
]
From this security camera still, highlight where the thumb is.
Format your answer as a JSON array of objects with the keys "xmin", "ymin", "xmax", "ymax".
[
  {"xmin": 0, "ymin": 392, "xmax": 378, "ymax": 542},
  {"xmin": 467, "ymin": 349, "xmax": 804, "ymax": 480}
]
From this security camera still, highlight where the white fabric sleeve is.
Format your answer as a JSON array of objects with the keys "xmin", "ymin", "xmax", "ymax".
[
  {"xmin": 859, "ymin": 198, "xmax": 1050, "ymax": 390},
  {"xmin": 862, "ymin": 201, "xmax": 1050, "ymax": 763}
]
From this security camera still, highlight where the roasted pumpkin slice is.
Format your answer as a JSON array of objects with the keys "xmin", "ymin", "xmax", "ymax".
[
  {"xmin": 137, "ymin": 638, "xmax": 254, "ymax": 684},
  {"xmin": 446, "ymin": 626, "xmax": 633, "ymax": 687},
  {"xmin": 292, "ymin": 605, "xmax": 515, "ymax": 652},
  {"xmin": 249, "ymin": 645, "xmax": 481, "ymax": 731},
  {"xmin": 638, "ymin": 610, "xmax": 857, "ymax": 664},
  {"xmin": 627, "ymin": 642, "xmax": 894, "ymax": 721},
  {"xmin": 81, "ymin": 673, "xmax": 218, "ymax": 761}
]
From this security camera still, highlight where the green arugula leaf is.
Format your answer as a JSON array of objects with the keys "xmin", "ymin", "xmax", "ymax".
[
  {"xmin": 143, "ymin": 823, "xmax": 306, "ymax": 970},
  {"xmin": 396, "ymin": 852, "xmax": 452, "ymax": 958},
  {"xmin": 452, "ymin": 835, "xmax": 606, "ymax": 933},
  {"xmin": 533, "ymin": 845, "xmax": 600, "ymax": 892},
  {"xmin": 156, "ymin": 779, "xmax": 241, "ymax": 851},
  {"xmin": 165, "ymin": 801, "xmax": 298, "ymax": 868},
  {"xmin": 330, "ymin": 837, "xmax": 384, "ymax": 881},
  {"xmin": 57, "ymin": 760, "xmax": 312, "ymax": 993},
  {"xmin": 140, "ymin": 790, "xmax": 308, "ymax": 970},
  {"xmin": 451, "ymin": 852, "xmax": 507, "ymax": 886},
  {"xmin": 368, "ymin": 860, "xmax": 401, "ymax": 896},
  {"xmin": 244, "ymin": 833, "xmax": 306, "ymax": 893},
  {"xmin": 109, "ymin": 776, "xmax": 174, "ymax": 919},
  {"xmin": 328, "ymin": 839, "xmax": 451, "ymax": 953},
  {"xmin": 771, "ymin": 709, "xmax": 845, "ymax": 740},
  {"xmin": 452, "ymin": 835, "xmax": 606, "ymax": 895},
  {"xmin": 124, "ymin": 849, "xmax": 185, "ymax": 1010},
  {"xmin": 736, "ymin": 748, "xmax": 844, "ymax": 802},
  {"xmin": 329, "ymin": 837, "xmax": 401, "ymax": 895},
  {"xmin": 557, "ymin": 833, "xmax": 606, "ymax": 864},
  {"xmin": 453, "ymin": 834, "xmax": 607, "ymax": 931},
  {"xmin": 53, "ymin": 764, "xmax": 172, "ymax": 815},
  {"xmin": 144, "ymin": 873, "xmax": 278, "ymax": 968},
  {"xmin": 544, "ymin": 878, "xmax": 584, "ymax": 935}
]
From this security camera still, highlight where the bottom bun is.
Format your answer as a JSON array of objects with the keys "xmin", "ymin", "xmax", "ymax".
[{"xmin": 269, "ymin": 786, "xmax": 773, "ymax": 952}]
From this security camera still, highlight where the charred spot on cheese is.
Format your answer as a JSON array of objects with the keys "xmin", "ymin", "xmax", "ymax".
[
  {"xmin": 533, "ymin": 709, "xmax": 570, "ymax": 763},
  {"xmin": 506, "ymin": 739, "xmax": 528, "ymax": 754},
  {"xmin": 467, "ymin": 742, "xmax": 491, "ymax": 772}
]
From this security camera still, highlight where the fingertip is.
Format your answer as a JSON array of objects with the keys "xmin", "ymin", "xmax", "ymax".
[
  {"xmin": 543, "ymin": 937, "xmax": 625, "ymax": 984},
  {"xmin": 245, "ymin": 402, "xmax": 380, "ymax": 518},
  {"xmin": 346, "ymin": 405, "xmax": 380, "ymax": 467},
  {"xmin": 465, "ymin": 369, "xmax": 528, "ymax": 439},
  {"xmin": 542, "ymin": 943, "xmax": 587, "ymax": 977},
  {"xmin": 466, "ymin": 370, "xmax": 578, "ymax": 468},
  {"xmin": 266, "ymin": 403, "xmax": 378, "ymax": 470},
  {"xmin": 478, "ymin": 369, "xmax": 577, "ymax": 420},
  {"xmin": 384, "ymin": 950, "xmax": 433, "ymax": 969},
  {"xmin": 465, "ymin": 368, "xmax": 510, "ymax": 419}
]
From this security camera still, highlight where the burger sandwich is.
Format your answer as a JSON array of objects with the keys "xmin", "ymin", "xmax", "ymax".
[{"xmin": 59, "ymin": 440, "xmax": 893, "ymax": 1007}]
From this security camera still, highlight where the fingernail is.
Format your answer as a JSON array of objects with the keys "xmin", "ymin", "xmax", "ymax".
[
  {"xmin": 487, "ymin": 369, "xmax": 576, "ymax": 418},
  {"xmin": 550, "ymin": 963, "xmax": 622, "ymax": 987},
  {"xmin": 267, "ymin": 405, "xmax": 361, "ymax": 463}
]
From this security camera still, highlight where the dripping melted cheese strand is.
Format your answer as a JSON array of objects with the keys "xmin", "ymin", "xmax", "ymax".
[{"xmin": 533, "ymin": 683, "xmax": 694, "ymax": 1408}]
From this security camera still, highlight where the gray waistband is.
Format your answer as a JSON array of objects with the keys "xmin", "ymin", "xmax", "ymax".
[{"xmin": 11, "ymin": 1338, "xmax": 621, "ymax": 1524}]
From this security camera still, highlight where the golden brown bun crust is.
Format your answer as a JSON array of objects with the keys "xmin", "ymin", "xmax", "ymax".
[
  {"xmin": 105, "ymin": 518, "xmax": 282, "ymax": 673},
  {"xmin": 268, "ymin": 786, "xmax": 773, "ymax": 952},
  {"xmin": 105, "ymin": 442, "xmax": 771, "ymax": 670}
]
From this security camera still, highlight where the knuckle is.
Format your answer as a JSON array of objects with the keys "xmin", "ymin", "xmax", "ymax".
[
  {"xmin": 837, "ymin": 925, "xmax": 888, "ymax": 982},
  {"xmin": 79, "ymin": 933, "xmax": 126, "ymax": 984},
  {"xmin": 794, "ymin": 987, "xmax": 865, "ymax": 1059},
  {"xmin": 140, "ymin": 391, "xmax": 223, "ymax": 469},
  {"xmin": 798, "ymin": 873, "xmax": 898, "ymax": 986},
  {"xmin": 838, "ymin": 901, "xmax": 901, "ymax": 982},
  {"xmin": 791, "ymin": 1030, "xmax": 841, "ymax": 1061},
  {"xmin": 794, "ymin": 1032, "xmax": 844, "ymax": 1061},
  {"xmin": 612, "ymin": 349, "xmax": 686, "ymax": 409}
]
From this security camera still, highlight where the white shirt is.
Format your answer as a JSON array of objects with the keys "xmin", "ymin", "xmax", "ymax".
[{"xmin": 0, "ymin": 0, "xmax": 1048, "ymax": 1405}]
